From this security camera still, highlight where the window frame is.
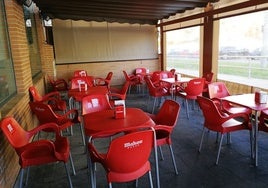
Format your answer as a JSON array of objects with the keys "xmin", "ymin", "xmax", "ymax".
[
  {"xmin": 164, "ymin": 25, "xmax": 202, "ymax": 77},
  {"xmin": 0, "ymin": 0, "xmax": 17, "ymax": 107},
  {"xmin": 217, "ymin": 10, "xmax": 268, "ymax": 89}
]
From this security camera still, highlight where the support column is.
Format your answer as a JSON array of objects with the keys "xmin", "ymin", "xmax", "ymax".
[{"xmin": 202, "ymin": 14, "xmax": 213, "ymax": 75}]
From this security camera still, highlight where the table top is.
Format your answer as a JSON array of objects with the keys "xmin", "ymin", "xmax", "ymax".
[
  {"xmin": 68, "ymin": 86, "xmax": 108, "ymax": 101},
  {"xmin": 83, "ymin": 107, "xmax": 155, "ymax": 136},
  {"xmin": 161, "ymin": 77, "xmax": 192, "ymax": 85},
  {"xmin": 222, "ymin": 93, "xmax": 268, "ymax": 111}
]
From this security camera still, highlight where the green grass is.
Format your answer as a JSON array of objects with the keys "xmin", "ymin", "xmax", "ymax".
[{"xmin": 167, "ymin": 57, "xmax": 268, "ymax": 80}]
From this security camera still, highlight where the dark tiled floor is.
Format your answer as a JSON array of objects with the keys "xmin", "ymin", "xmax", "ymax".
[{"xmin": 14, "ymin": 90, "xmax": 268, "ymax": 188}]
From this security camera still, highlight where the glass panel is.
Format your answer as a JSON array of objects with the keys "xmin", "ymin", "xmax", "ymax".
[
  {"xmin": 218, "ymin": 10, "xmax": 268, "ymax": 89},
  {"xmin": 166, "ymin": 26, "xmax": 200, "ymax": 77},
  {"xmin": 0, "ymin": 0, "xmax": 17, "ymax": 106},
  {"xmin": 24, "ymin": 7, "xmax": 41, "ymax": 78}
]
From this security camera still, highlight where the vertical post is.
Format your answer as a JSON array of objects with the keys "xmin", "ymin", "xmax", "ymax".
[
  {"xmin": 203, "ymin": 13, "xmax": 213, "ymax": 75},
  {"xmin": 159, "ymin": 23, "xmax": 164, "ymax": 71}
]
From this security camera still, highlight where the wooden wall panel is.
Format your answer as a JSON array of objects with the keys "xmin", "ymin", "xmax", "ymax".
[
  {"xmin": 217, "ymin": 79, "xmax": 268, "ymax": 94},
  {"xmin": 56, "ymin": 58, "xmax": 160, "ymax": 86}
]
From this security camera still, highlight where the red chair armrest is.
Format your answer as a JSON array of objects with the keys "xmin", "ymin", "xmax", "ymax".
[
  {"xmin": 63, "ymin": 109, "xmax": 80, "ymax": 123},
  {"xmin": 28, "ymin": 122, "xmax": 60, "ymax": 137},
  {"xmin": 108, "ymin": 93, "xmax": 123, "ymax": 100},
  {"xmin": 42, "ymin": 91, "xmax": 61, "ymax": 100}
]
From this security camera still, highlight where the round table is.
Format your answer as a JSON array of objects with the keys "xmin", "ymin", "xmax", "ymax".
[{"xmin": 83, "ymin": 107, "xmax": 155, "ymax": 136}]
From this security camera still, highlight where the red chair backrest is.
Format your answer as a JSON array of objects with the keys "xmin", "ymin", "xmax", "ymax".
[
  {"xmin": 82, "ymin": 94, "xmax": 112, "ymax": 115},
  {"xmin": 70, "ymin": 77, "xmax": 94, "ymax": 89},
  {"xmin": 202, "ymin": 72, "xmax": 214, "ymax": 82},
  {"xmin": 0, "ymin": 117, "xmax": 30, "ymax": 152},
  {"xmin": 29, "ymin": 102, "xmax": 58, "ymax": 124},
  {"xmin": 160, "ymin": 71, "xmax": 173, "ymax": 79},
  {"xmin": 29, "ymin": 86, "xmax": 43, "ymax": 101},
  {"xmin": 73, "ymin": 70, "xmax": 88, "ymax": 77},
  {"xmin": 151, "ymin": 71, "xmax": 161, "ymax": 83},
  {"xmin": 105, "ymin": 129, "xmax": 153, "ymax": 173},
  {"xmin": 208, "ymin": 82, "xmax": 230, "ymax": 99},
  {"xmin": 135, "ymin": 68, "xmax": 147, "ymax": 74},
  {"xmin": 151, "ymin": 71, "xmax": 173, "ymax": 83},
  {"xmin": 184, "ymin": 78, "xmax": 205, "ymax": 97},
  {"xmin": 170, "ymin": 69, "xmax": 176, "ymax": 75},
  {"xmin": 154, "ymin": 100, "xmax": 180, "ymax": 127},
  {"xmin": 197, "ymin": 96, "xmax": 224, "ymax": 128},
  {"xmin": 144, "ymin": 75, "xmax": 156, "ymax": 95}
]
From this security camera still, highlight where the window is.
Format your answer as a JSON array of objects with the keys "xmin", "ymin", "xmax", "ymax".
[
  {"xmin": 166, "ymin": 26, "xmax": 200, "ymax": 77},
  {"xmin": 24, "ymin": 6, "xmax": 41, "ymax": 78},
  {"xmin": 218, "ymin": 10, "xmax": 268, "ymax": 89},
  {"xmin": 0, "ymin": 0, "xmax": 17, "ymax": 106}
]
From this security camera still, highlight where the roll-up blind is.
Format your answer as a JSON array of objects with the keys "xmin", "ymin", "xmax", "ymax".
[{"xmin": 53, "ymin": 20, "xmax": 158, "ymax": 64}]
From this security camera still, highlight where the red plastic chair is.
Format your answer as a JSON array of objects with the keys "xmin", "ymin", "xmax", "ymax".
[
  {"xmin": 135, "ymin": 68, "xmax": 148, "ymax": 83},
  {"xmin": 144, "ymin": 75, "xmax": 170, "ymax": 113},
  {"xmin": 208, "ymin": 82, "xmax": 252, "ymax": 115},
  {"xmin": 0, "ymin": 116, "xmax": 74, "ymax": 188},
  {"xmin": 109, "ymin": 81, "xmax": 130, "ymax": 101},
  {"xmin": 197, "ymin": 96, "xmax": 251, "ymax": 165},
  {"xmin": 150, "ymin": 71, "xmax": 174, "ymax": 93},
  {"xmin": 82, "ymin": 94, "xmax": 112, "ymax": 115},
  {"xmin": 29, "ymin": 86, "xmax": 67, "ymax": 112},
  {"xmin": 176, "ymin": 78, "xmax": 205, "ymax": 118},
  {"xmin": 47, "ymin": 74, "xmax": 68, "ymax": 92},
  {"xmin": 94, "ymin": 72, "xmax": 113, "ymax": 87},
  {"xmin": 29, "ymin": 101, "xmax": 82, "ymax": 145},
  {"xmin": 146, "ymin": 99, "xmax": 180, "ymax": 174},
  {"xmin": 88, "ymin": 129, "xmax": 154, "ymax": 188},
  {"xmin": 151, "ymin": 71, "xmax": 174, "ymax": 84},
  {"xmin": 122, "ymin": 70, "xmax": 142, "ymax": 93}
]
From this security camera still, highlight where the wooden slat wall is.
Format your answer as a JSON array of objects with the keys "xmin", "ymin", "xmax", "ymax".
[
  {"xmin": 55, "ymin": 58, "xmax": 160, "ymax": 86},
  {"xmin": 0, "ymin": 76, "xmax": 45, "ymax": 187},
  {"xmin": 218, "ymin": 79, "xmax": 268, "ymax": 94}
]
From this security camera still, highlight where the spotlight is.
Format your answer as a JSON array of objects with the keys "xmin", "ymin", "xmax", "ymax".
[{"xmin": 20, "ymin": 0, "xmax": 32, "ymax": 7}]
